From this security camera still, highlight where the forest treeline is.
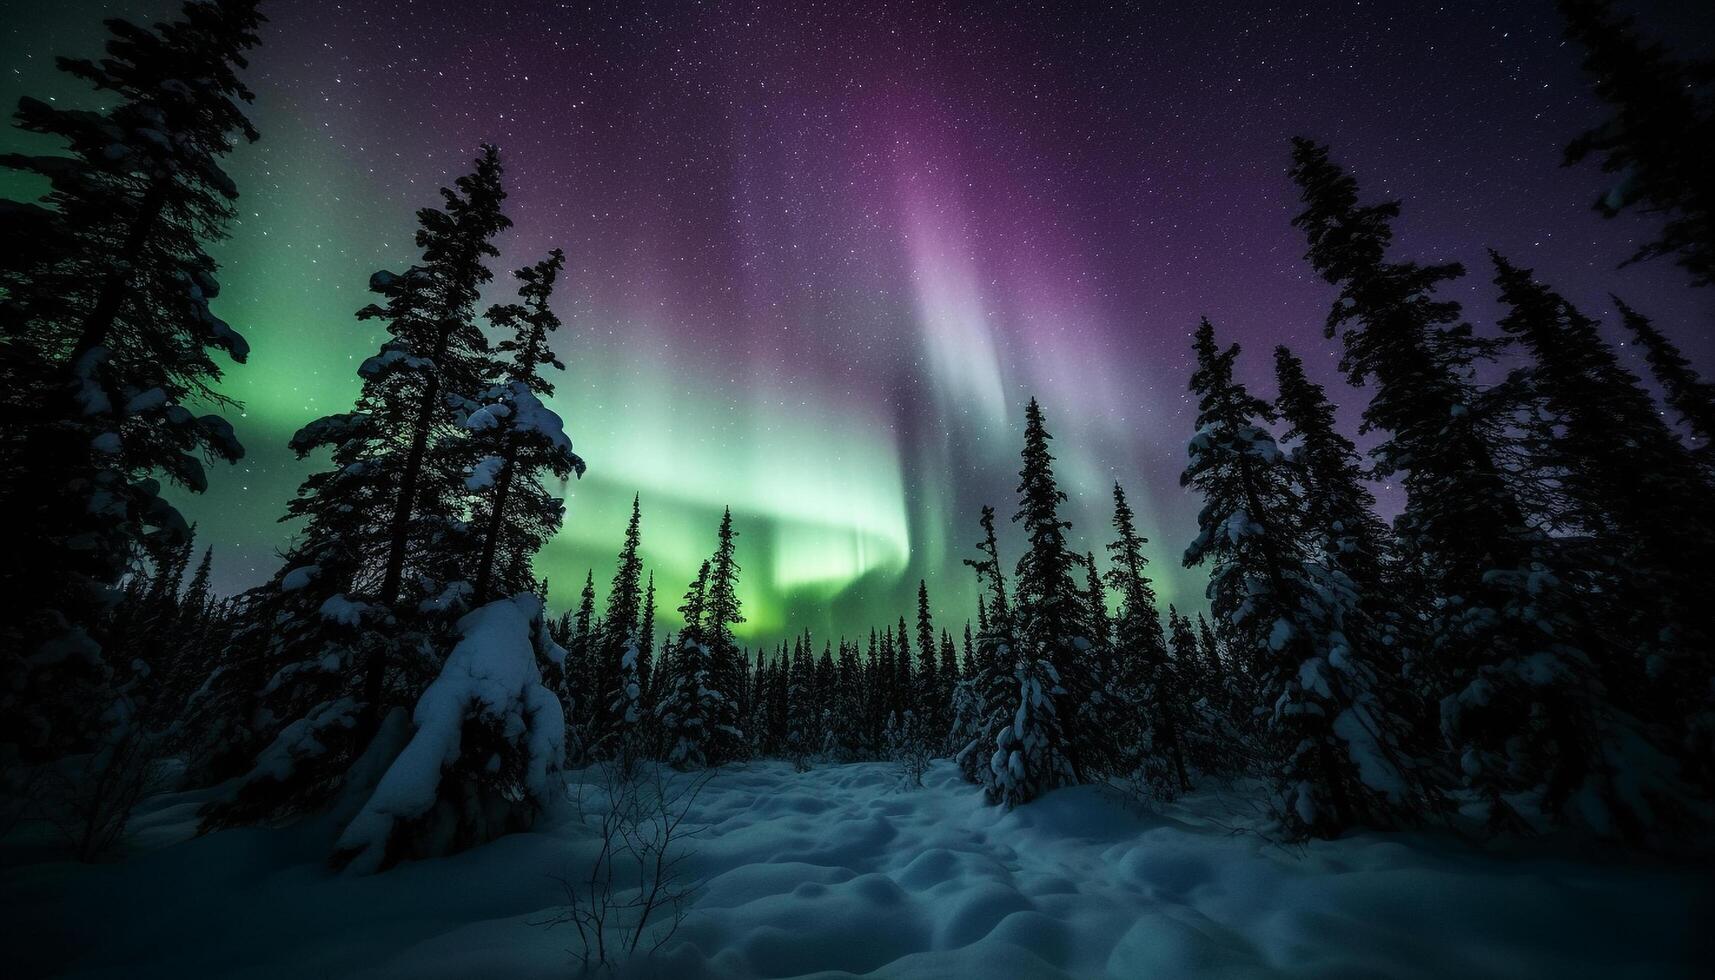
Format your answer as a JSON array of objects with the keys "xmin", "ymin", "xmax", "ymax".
[{"xmin": 1, "ymin": 0, "xmax": 1712, "ymax": 867}]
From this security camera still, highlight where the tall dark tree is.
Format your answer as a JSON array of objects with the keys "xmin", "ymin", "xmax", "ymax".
[
  {"xmin": 594, "ymin": 495, "xmax": 645, "ymax": 751},
  {"xmin": 1490, "ymin": 253, "xmax": 1715, "ymax": 781},
  {"xmin": 993, "ymin": 398, "xmax": 1090, "ymax": 805},
  {"xmin": 914, "ymin": 580, "xmax": 944, "ymax": 737},
  {"xmin": 699, "ymin": 509, "xmax": 746, "ymax": 762},
  {"xmin": 658, "ymin": 561, "xmax": 712, "ymax": 768},
  {"xmin": 199, "ymin": 149, "xmax": 532, "ymax": 829},
  {"xmin": 1614, "ymin": 297, "xmax": 1715, "ymax": 457},
  {"xmin": 831, "ymin": 639, "xmax": 865, "ymax": 760},
  {"xmin": 937, "ymin": 628, "xmax": 959, "ymax": 737},
  {"xmin": 954, "ymin": 506, "xmax": 1015, "ymax": 789},
  {"xmin": 1290, "ymin": 138, "xmax": 1646, "ymax": 836},
  {"xmin": 785, "ymin": 638, "xmax": 814, "ymax": 766},
  {"xmin": 1272, "ymin": 346, "xmax": 1390, "ymax": 598},
  {"xmin": 895, "ymin": 615, "xmax": 915, "ymax": 722},
  {"xmin": 273, "ymin": 145, "xmax": 512, "ymax": 748},
  {"xmin": 1106, "ymin": 482, "xmax": 1187, "ymax": 796},
  {"xmin": 1184, "ymin": 319, "xmax": 1425, "ymax": 839},
  {"xmin": 637, "ymin": 571, "xmax": 657, "ymax": 708},
  {"xmin": 1082, "ymin": 552, "xmax": 1111, "ymax": 666},
  {"xmin": 465, "ymin": 249, "xmax": 584, "ymax": 606},
  {"xmin": 1558, "ymin": 0, "xmax": 1715, "ymax": 287},
  {"xmin": 0, "ymin": 0, "xmax": 262, "ymax": 766}
]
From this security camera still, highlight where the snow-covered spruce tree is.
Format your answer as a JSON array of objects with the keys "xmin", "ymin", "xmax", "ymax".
[
  {"xmin": 1289, "ymin": 138, "xmax": 1645, "ymax": 836},
  {"xmin": 0, "ymin": 0, "xmax": 261, "ymax": 770},
  {"xmin": 744, "ymin": 648, "xmax": 768, "ymax": 756},
  {"xmin": 861, "ymin": 630, "xmax": 882, "ymax": 754},
  {"xmin": 766, "ymin": 646, "xmax": 790, "ymax": 756},
  {"xmin": 637, "ymin": 571, "xmax": 657, "ymax": 705},
  {"xmin": 463, "ymin": 248, "xmax": 585, "ymax": 607},
  {"xmin": 953, "ymin": 506, "xmax": 1014, "ymax": 788},
  {"xmin": 1490, "ymin": 253, "xmax": 1715, "ymax": 788},
  {"xmin": 913, "ymin": 581, "xmax": 947, "ymax": 741},
  {"xmin": 700, "ymin": 508, "xmax": 749, "ymax": 762},
  {"xmin": 593, "ymin": 495, "xmax": 645, "ymax": 758},
  {"xmin": 884, "ymin": 631, "xmax": 898, "ymax": 741},
  {"xmin": 1271, "ymin": 347, "xmax": 1392, "ymax": 602},
  {"xmin": 1557, "ymin": 0, "xmax": 1715, "ymax": 288},
  {"xmin": 830, "ymin": 640, "xmax": 866, "ymax": 760},
  {"xmin": 785, "ymin": 638, "xmax": 814, "ymax": 770},
  {"xmin": 359, "ymin": 144, "xmax": 512, "ymax": 732},
  {"xmin": 813, "ymin": 642, "xmax": 836, "ymax": 759},
  {"xmin": 1183, "ymin": 319, "xmax": 1426, "ymax": 839},
  {"xmin": 992, "ymin": 399, "xmax": 1091, "ymax": 806},
  {"xmin": 1105, "ymin": 482, "xmax": 1189, "ymax": 799},
  {"xmin": 1272, "ymin": 344, "xmax": 1421, "ymax": 752},
  {"xmin": 1614, "ymin": 297, "xmax": 1715, "ymax": 461},
  {"xmin": 894, "ymin": 617, "xmax": 916, "ymax": 723},
  {"xmin": 202, "ymin": 148, "xmax": 513, "ymax": 824},
  {"xmin": 560, "ymin": 570, "xmax": 599, "ymax": 737},
  {"xmin": 1165, "ymin": 606, "xmax": 1237, "ymax": 779},
  {"xmin": 657, "ymin": 562, "xmax": 710, "ymax": 767},
  {"xmin": 938, "ymin": 630, "xmax": 959, "ymax": 729},
  {"xmin": 1082, "ymin": 552, "xmax": 1112, "ymax": 671},
  {"xmin": 332, "ymin": 593, "xmax": 566, "ymax": 874},
  {"xmin": 1076, "ymin": 550, "xmax": 1116, "ymax": 775}
]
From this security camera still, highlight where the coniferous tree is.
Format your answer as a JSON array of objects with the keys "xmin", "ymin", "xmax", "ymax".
[
  {"xmin": 1083, "ymin": 553, "xmax": 1111, "ymax": 662},
  {"xmin": 202, "ymin": 148, "xmax": 520, "ymax": 823},
  {"xmin": 1490, "ymin": 253, "xmax": 1715, "ymax": 783},
  {"xmin": 1558, "ymin": 0, "xmax": 1715, "ymax": 287},
  {"xmin": 563, "ymin": 569, "xmax": 598, "ymax": 731},
  {"xmin": 865, "ymin": 628, "xmax": 884, "ymax": 753},
  {"xmin": 181, "ymin": 547, "xmax": 215, "ymax": 627},
  {"xmin": 358, "ymin": 144, "xmax": 512, "ymax": 737},
  {"xmin": 1272, "ymin": 346, "xmax": 1390, "ymax": 599},
  {"xmin": 876, "ymin": 626, "xmax": 896, "ymax": 734},
  {"xmin": 814, "ymin": 642, "xmax": 837, "ymax": 757},
  {"xmin": 1290, "ymin": 138, "xmax": 1637, "ymax": 835},
  {"xmin": 832, "ymin": 640, "xmax": 865, "ymax": 760},
  {"xmin": 1106, "ymin": 482, "xmax": 1188, "ymax": 797},
  {"xmin": 962, "ymin": 621, "xmax": 977, "ymax": 677},
  {"xmin": 1614, "ymin": 297, "xmax": 1715, "ymax": 457},
  {"xmin": 785, "ymin": 638, "xmax": 814, "ymax": 769},
  {"xmin": 658, "ymin": 561, "xmax": 712, "ymax": 768},
  {"xmin": 0, "ymin": 0, "xmax": 262, "ymax": 769},
  {"xmin": 954, "ymin": 506, "xmax": 1015, "ymax": 789},
  {"xmin": 1195, "ymin": 613, "xmax": 1224, "ymax": 683},
  {"xmin": 1167, "ymin": 607, "xmax": 1200, "ymax": 686},
  {"xmin": 700, "ymin": 508, "xmax": 747, "ymax": 762},
  {"xmin": 895, "ymin": 615, "xmax": 916, "ymax": 724},
  {"xmin": 995, "ymin": 399, "xmax": 1090, "ymax": 804},
  {"xmin": 937, "ymin": 628, "xmax": 959, "ymax": 745},
  {"xmin": 914, "ymin": 581, "xmax": 943, "ymax": 737},
  {"xmin": 1183, "ymin": 319, "xmax": 1424, "ymax": 839},
  {"xmin": 464, "ymin": 249, "xmax": 584, "ymax": 606},
  {"xmin": 637, "ymin": 571, "xmax": 657, "ymax": 711},
  {"xmin": 594, "ymin": 495, "xmax": 645, "ymax": 753}
]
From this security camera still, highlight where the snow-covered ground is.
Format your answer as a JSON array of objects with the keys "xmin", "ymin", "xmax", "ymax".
[{"xmin": 6, "ymin": 760, "xmax": 1710, "ymax": 979}]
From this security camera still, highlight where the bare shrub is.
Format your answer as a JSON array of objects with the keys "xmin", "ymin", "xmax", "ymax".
[{"xmin": 541, "ymin": 761, "xmax": 712, "ymax": 972}]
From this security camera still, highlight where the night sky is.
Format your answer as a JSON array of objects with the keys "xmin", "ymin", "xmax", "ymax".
[{"xmin": 4, "ymin": 0, "xmax": 1712, "ymax": 642}]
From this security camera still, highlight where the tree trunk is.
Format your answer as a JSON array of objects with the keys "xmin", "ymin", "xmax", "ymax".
[
  {"xmin": 70, "ymin": 177, "xmax": 171, "ymax": 369},
  {"xmin": 358, "ymin": 359, "xmax": 442, "ymax": 741},
  {"xmin": 472, "ymin": 448, "xmax": 519, "ymax": 606}
]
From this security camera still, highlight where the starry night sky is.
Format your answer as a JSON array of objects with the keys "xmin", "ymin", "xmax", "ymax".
[{"xmin": 4, "ymin": 0, "xmax": 1713, "ymax": 641}]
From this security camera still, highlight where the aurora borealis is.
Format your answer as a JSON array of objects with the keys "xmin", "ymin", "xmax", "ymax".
[{"xmin": 5, "ymin": 0, "xmax": 1713, "ymax": 642}]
